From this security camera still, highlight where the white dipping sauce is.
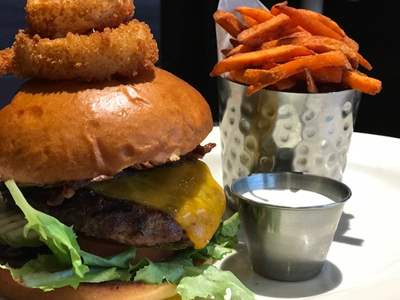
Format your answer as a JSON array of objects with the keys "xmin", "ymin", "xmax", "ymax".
[{"xmin": 242, "ymin": 189, "xmax": 335, "ymax": 207}]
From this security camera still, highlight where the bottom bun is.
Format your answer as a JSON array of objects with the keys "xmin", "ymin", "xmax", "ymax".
[{"xmin": 0, "ymin": 269, "xmax": 178, "ymax": 300}]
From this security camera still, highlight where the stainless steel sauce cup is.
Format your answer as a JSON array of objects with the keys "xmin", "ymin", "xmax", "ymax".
[{"xmin": 232, "ymin": 172, "xmax": 351, "ymax": 282}]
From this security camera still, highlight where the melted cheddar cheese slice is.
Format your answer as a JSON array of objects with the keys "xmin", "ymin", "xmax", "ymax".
[{"xmin": 90, "ymin": 160, "xmax": 226, "ymax": 249}]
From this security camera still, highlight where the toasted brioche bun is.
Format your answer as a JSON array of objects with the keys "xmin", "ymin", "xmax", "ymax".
[
  {"xmin": 0, "ymin": 68, "xmax": 213, "ymax": 185},
  {"xmin": 0, "ymin": 268, "xmax": 178, "ymax": 300}
]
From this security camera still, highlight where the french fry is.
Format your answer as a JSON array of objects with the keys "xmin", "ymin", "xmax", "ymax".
[
  {"xmin": 237, "ymin": 14, "xmax": 292, "ymax": 47},
  {"xmin": 272, "ymin": 3, "xmax": 343, "ymax": 40},
  {"xmin": 225, "ymin": 44, "xmax": 254, "ymax": 57},
  {"xmin": 305, "ymin": 68, "xmax": 319, "ymax": 93},
  {"xmin": 235, "ymin": 6, "xmax": 274, "ymax": 23},
  {"xmin": 212, "ymin": 5, "xmax": 381, "ymax": 96},
  {"xmin": 262, "ymin": 35, "xmax": 364, "ymax": 69},
  {"xmin": 298, "ymin": 8, "xmax": 359, "ymax": 50},
  {"xmin": 213, "ymin": 10, "xmax": 245, "ymax": 38},
  {"xmin": 210, "ymin": 45, "xmax": 314, "ymax": 77},
  {"xmin": 305, "ymin": 10, "xmax": 345, "ymax": 37},
  {"xmin": 273, "ymin": 77, "xmax": 297, "ymax": 91},
  {"xmin": 293, "ymin": 67, "xmax": 343, "ymax": 83},
  {"xmin": 271, "ymin": 1, "xmax": 286, "ymax": 15},
  {"xmin": 343, "ymin": 70, "xmax": 382, "ymax": 95},
  {"xmin": 261, "ymin": 31, "xmax": 313, "ymax": 49},
  {"xmin": 312, "ymin": 67, "xmax": 343, "ymax": 83},
  {"xmin": 242, "ymin": 15, "xmax": 259, "ymax": 27},
  {"xmin": 356, "ymin": 53, "xmax": 372, "ymax": 71},
  {"xmin": 221, "ymin": 48, "xmax": 233, "ymax": 56},
  {"xmin": 261, "ymin": 62, "xmax": 279, "ymax": 70},
  {"xmin": 228, "ymin": 70, "xmax": 255, "ymax": 85},
  {"xmin": 245, "ymin": 51, "xmax": 351, "ymax": 95},
  {"xmin": 343, "ymin": 36, "xmax": 359, "ymax": 52},
  {"xmin": 229, "ymin": 39, "xmax": 240, "ymax": 47}
]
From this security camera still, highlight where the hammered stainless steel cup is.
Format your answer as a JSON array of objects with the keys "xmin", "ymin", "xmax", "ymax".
[
  {"xmin": 232, "ymin": 172, "xmax": 351, "ymax": 282},
  {"xmin": 219, "ymin": 78, "xmax": 361, "ymax": 209}
]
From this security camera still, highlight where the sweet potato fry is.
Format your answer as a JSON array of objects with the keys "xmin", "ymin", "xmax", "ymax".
[
  {"xmin": 225, "ymin": 44, "xmax": 254, "ymax": 57},
  {"xmin": 272, "ymin": 3, "xmax": 343, "ymax": 40},
  {"xmin": 305, "ymin": 68, "xmax": 319, "ymax": 93},
  {"xmin": 235, "ymin": 6, "xmax": 274, "ymax": 23},
  {"xmin": 210, "ymin": 45, "xmax": 314, "ymax": 76},
  {"xmin": 221, "ymin": 48, "xmax": 232, "ymax": 56},
  {"xmin": 272, "ymin": 77, "xmax": 297, "ymax": 91},
  {"xmin": 242, "ymin": 15, "xmax": 259, "ymax": 27},
  {"xmin": 356, "ymin": 53, "xmax": 372, "ymax": 71},
  {"xmin": 228, "ymin": 70, "xmax": 255, "ymax": 85},
  {"xmin": 230, "ymin": 39, "xmax": 240, "ymax": 47},
  {"xmin": 261, "ymin": 31, "xmax": 312, "ymax": 49},
  {"xmin": 343, "ymin": 36, "xmax": 359, "ymax": 51},
  {"xmin": 245, "ymin": 51, "xmax": 351, "ymax": 95},
  {"xmin": 293, "ymin": 67, "xmax": 343, "ymax": 83},
  {"xmin": 261, "ymin": 62, "xmax": 279, "ymax": 70},
  {"xmin": 271, "ymin": 1, "xmax": 286, "ymax": 15},
  {"xmin": 312, "ymin": 67, "xmax": 343, "ymax": 83},
  {"xmin": 297, "ymin": 8, "xmax": 359, "ymax": 50},
  {"xmin": 213, "ymin": 10, "xmax": 245, "ymax": 38},
  {"xmin": 262, "ymin": 35, "xmax": 361, "ymax": 68},
  {"xmin": 237, "ymin": 14, "xmax": 292, "ymax": 47},
  {"xmin": 343, "ymin": 70, "xmax": 382, "ymax": 95}
]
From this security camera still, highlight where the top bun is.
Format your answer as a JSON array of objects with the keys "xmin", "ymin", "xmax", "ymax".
[{"xmin": 0, "ymin": 68, "xmax": 213, "ymax": 185}]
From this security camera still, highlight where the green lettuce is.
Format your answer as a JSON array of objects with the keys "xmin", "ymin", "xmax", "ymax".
[
  {"xmin": 177, "ymin": 265, "xmax": 254, "ymax": 300},
  {"xmin": 10, "ymin": 255, "xmax": 131, "ymax": 291},
  {"xmin": 80, "ymin": 248, "xmax": 135, "ymax": 269},
  {"xmin": 134, "ymin": 259, "xmax": 191, "ymax": 284},
  {"xmin": 2, "ymin": 180, "xmax": 254, "ymax": 299},
  {"xmin": 5, "ymin": 180, "xmax": 88, "ymax": 277}
]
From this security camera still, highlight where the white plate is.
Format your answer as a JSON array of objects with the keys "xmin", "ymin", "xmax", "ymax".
[
  {"xmin": 203, "ymin": 128, "xmax": 400, "ymax": 300},
  {"xmin": 2, "ymin": 128, "xmax": 400, "ymax": 300}
]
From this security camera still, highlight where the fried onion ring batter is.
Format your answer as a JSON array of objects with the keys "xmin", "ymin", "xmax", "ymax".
[
  {"xmin": 26, "ymin": 0, "xmax": 135, "ymax": 38},
  {"xmin": 4, "ymin": 20, "xmax": 158, "ymax": 81}
]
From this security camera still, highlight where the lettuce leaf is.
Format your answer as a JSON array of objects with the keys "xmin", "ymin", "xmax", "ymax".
[
  {"xmin": 134, "ymin": 259, "xmax": 190, "ymax": 284},
  {"xmin": 134, "ymin": 259, "xmax": 254, "ymax": 299},
  {"xmin": 80, "ymin": 248, "xmax": 135, "ymax": 269},
  {"xmin": 133, "ymin": 214, "xmax": 254, "ymax": 299},
  {"xmin": 177, "ymin": 265, "xmax": 254, "ymax": 300},
  {"xmin": 5, "ymin": 180, "xmax": 88, "ymax": 277},
  {"xmin": 194, "ymin": 212, "xmax": 240, "ymax": 260},
  {"xmin": 10, "ymin": 255, "xmax": 131, "ymax": 291}
]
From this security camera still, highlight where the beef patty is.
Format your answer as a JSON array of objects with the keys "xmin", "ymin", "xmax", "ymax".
[{"xmin": 2, "ymin": 187, "xmax": 190, "ymax": 249}]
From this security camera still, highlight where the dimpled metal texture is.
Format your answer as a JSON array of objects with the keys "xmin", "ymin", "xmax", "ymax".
[{"xmin": 218, "ymin": 79, "xmax": 361, "ymax": 209}]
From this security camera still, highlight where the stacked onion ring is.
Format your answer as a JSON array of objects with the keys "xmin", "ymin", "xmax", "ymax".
[{"xmin": 0, "ymin": 0, "xmax": 158, "ymax": 81}]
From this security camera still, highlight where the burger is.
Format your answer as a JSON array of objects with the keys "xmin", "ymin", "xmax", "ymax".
[{"xmin": 0, "ymin": 68, "xmax": 253, "ymax": 299}]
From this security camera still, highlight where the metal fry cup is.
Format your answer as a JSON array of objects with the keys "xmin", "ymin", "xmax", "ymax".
[
  {"xmin": 232, "ymin": 172, "xmax": 352, "ymax": 282},
  {"xmin": 218, "ymin": 78, "xmax": 361, "ymax": 209}
]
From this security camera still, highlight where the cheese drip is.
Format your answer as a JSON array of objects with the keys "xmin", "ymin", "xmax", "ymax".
[{"xmin": 90, "ymin": 160, "xmax": 226, "ymax": 249}]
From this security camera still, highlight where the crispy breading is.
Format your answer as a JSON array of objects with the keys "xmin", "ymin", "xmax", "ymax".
[
  {"xmin": 26, "ymin": 0, "xmax": 135, "ymax": 38},
  {"xmin": 9, "ymin": 20, "xmax": 158, "ymax": 81},
  {"xmin": 0, "ymin": 48, "xmax": 14, "ymax": 76}
]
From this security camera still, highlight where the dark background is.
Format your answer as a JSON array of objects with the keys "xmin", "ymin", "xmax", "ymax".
[{"xmin": 1, "ymin": 0, "xmax": 395, "ymax": 137}]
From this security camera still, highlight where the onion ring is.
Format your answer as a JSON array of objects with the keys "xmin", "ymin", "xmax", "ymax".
[
  {"xmin": 7, "ymin": 20, "xmax": 158, "ymax": 81},
  {"xmin": 26, "ymin": 0, "xmax": 135, "ymax": 38},
  {"xmin": 0, "ymin": 48, "xmax": 14, "ymax": 76}
]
